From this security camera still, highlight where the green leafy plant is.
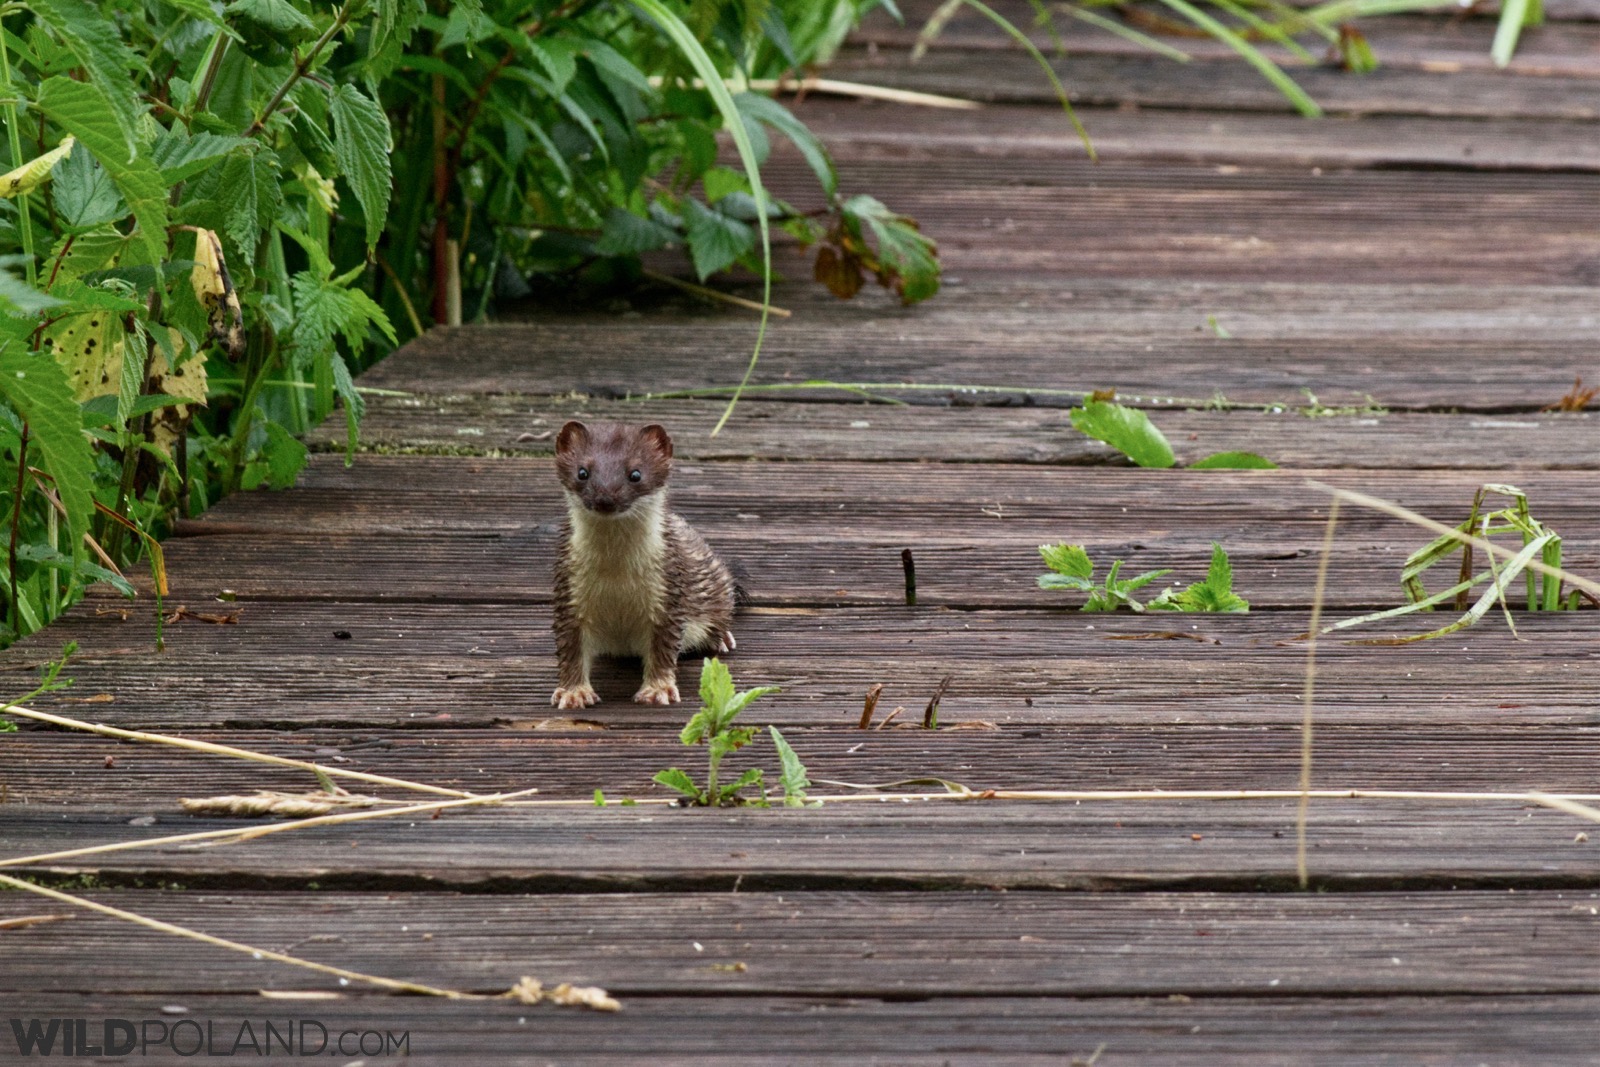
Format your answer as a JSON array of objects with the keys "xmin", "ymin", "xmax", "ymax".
[
  {"xmin": 1037, "ymin": 543, "xmax": 1171, "ymax": 612},
  {"xmin": 0, "ymin": 639, "xmax": 77, "ymax": 733},
  {"xmin": 0, "ymin": 0, "xmax": 934, "ymax": 646},
  {"xmin": 1039, "ymin": 542, "xmax": 1249, "ymax": 612},
  {"xmin": 1070, "ymin": 395, "xmax": 1276, "ymax": 470},
  {"xmin": 1328, "ymin": 484, "xmax": 1586, "ymax": 643},
  {"xmin": 654, "ymin": 657, "xmax": 781, "ymax": 807},
  {"xmin": 1149, "ymin": 542, "xmax": 1250, "ymax": 613}
]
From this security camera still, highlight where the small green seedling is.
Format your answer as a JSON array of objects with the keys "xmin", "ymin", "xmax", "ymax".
[
  {"xmin": 769, "ymin": 727, "xmax": 815, "ymax": 808},
  {"xmin": 1037, "ymin": 544, "xmax": 1171, "ymax": 612},
  {"xmin": 1329, "ymin": 484, "xmax": 1583, "ymax": 643},
  {"xmin": 1039, "ymin": 543, "xmax": 1248, "ymax": 613},
  {"xmin": 654, "ymin": 658, "xmax": 781, "ymax": 807},
  {"xmin": 0, "ymin": 641, "xmax": 77, "ymax": 732},
  {"xmin": 1070, "ymin": 396, "xmax": 1275, "ymax": 470},
  {"xmin": 1149, "ymin": 542, "xmax": 1250, "ymax": 613}
]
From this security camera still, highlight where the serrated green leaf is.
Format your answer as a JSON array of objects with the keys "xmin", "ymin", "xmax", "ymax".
[
  {"xmin": 329, "ymin": 354, "xmax": 363, "ymax": 465},
  {"xmin": 1187, "ymin": 450, "xmax": 1277, "ymax": 470},
  {"xmin": 0, "ymin": 257, "xmax": 63, "ymax": 314},
  {"xmin": 524, "ymin": 36, "xmax": 577, "ymax": 93},
  {"xmin": 36, "ymin": 78, "xmax": 168, "ymax": 272},
  {"xmin": 225, "ymin": 0, "xmax": 314, "ymax": 35},
  {"xmin": 28, "ymin": 0, "xmax": 144, "ymax": 158},
  {"xmin": 697, "ymin": 656, "xmax": 735, "ymax": 717},
  {"xmin": 721, "ymin": 684, "xmax": 780, "ymax": 722},
  {"xmin": 719, "ymin": 767, "xmax": 763, "ymax": 800},
  {"xmin": 842, "ymin": 194, "xmax": 939, "ymax": 304},
  {"xmin": 769, "ymin": 726, "xmax": 810, "ymax": 808},
  {"xmin": 440, "ymin": 0, "xmax": 496, "ymax": 49},
  {"xmin": 50, "ymin": 144, "xmax": 123, "ymax": 230},
  {"xmin": 1037, "ymin": 572, "xmax": 1094, "ymax": 591},
  {"xmin": 679, "ymin": 708, "xmax": 714, "ymax": 745},
  {"xmin": 682, "ymin": 198, "xmax": 754, "ymax": 280},
  {"xmin": 652, "ymin": 767, "xmax": 701, "ymax": 800},
  {"xmin": 594, "ymin": 206, "xmax": 678, "ymax": 256},
  {"xmin": 1038, "ymin": 542, "xmax": 1094, "ymax": 580},
  {"xmin": 0, "ymin": 345, "xmax": 95, "ymax": 577},
  {"xmin": 1069, "ymin": 399, "xmax": 1176, "ymax": 468},
  {"xmin": 701, "ymin": 166, "xmax": 748, "ymax": 204},
  {"xmin": 328, "ymin": 84, "xmax": 393, "ymax": 250},
  {"xmin": 152, "ymin": 128, "xmax": 252, "ymax": 186},
  {"xmin": 260, "ymin": 420, "xmax": 308, "ymax": 489}
]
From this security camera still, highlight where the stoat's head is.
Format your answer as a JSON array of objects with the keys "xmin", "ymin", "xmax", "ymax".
[{"xmin": 555, "ymin": 420, "xmax": 672, "ymax": 517}]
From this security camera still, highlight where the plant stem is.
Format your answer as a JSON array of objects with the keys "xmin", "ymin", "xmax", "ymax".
[
  {"xmin": 0, "ymin": 25, "xmax": 36, "ymax": 286},
  {"xmin": 7, "ymin": 424, "xmax": 27, "ymax": 638},
  {"xmin": 244, "ymin": 0, "xmax": 357, "ymax": 137},
  {"xmin": 189, "ymin": 31, "xmax": 231, "ymax": 120}
]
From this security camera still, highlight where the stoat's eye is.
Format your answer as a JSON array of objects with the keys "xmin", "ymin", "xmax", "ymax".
[
  {"xmin": 576, "ymin": 467, "xmax": 589, "ymax": 481},
  {"xmin": 628, "ymin": 469, "xmax": 642, "ymax": 483}
]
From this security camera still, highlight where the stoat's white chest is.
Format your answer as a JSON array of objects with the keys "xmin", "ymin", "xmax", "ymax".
[{"xmin": 565, "ymin": 493, "xmax": 667, "ymax": 657}]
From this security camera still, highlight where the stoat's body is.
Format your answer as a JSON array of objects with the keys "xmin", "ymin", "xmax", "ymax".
[{"xmin": 550, "ymin": 421, "xmax": 736, "ymax": 709}]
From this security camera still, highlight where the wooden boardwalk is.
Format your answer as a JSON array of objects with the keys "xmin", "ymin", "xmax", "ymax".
[{"xmin": 5, "ymin": 3, "xmax": 1600, "ymax": 1061}]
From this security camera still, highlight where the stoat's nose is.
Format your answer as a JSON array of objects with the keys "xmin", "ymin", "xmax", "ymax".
[{"xmin": 590, "ymin": 494, "xmax": 618, "ymax": 514}]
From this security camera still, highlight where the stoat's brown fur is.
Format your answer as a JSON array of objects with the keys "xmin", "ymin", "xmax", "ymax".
[{"xmin": 550, "ymin": 421, "xmax": 736, "ymax": 708}]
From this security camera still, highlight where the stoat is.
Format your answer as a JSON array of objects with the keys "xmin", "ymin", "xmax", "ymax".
[{"xmin": 550, "ymin": 420, "xmax": 736, "ymax": 709}]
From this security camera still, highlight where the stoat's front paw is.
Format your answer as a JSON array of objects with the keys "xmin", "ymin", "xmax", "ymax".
[
  {"xmin": 634, "ymin": 680, "xmax": 681, "ymax": 705},
  {"xmin": 551, "ymin": 684, "xmax": 599, "ymax": 709},
  {"xmin": 714, "ymin": 630, "xmax": 737, "ymax": 654}
]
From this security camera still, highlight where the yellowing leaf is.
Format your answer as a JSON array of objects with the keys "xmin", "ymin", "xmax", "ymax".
[
  {"xmin": 41, "ymin": 309, "xmax": 122, "ymax": 401},
  {"xmin": 0, "ymin": 136, "xmax": 75, "ymax": 199},
  {"xmin": 190, "ymin": 228, "xmax": 244, "ymax": 359}
]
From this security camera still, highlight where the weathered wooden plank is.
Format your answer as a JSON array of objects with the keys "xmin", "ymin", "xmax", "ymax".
[
  {"xmin": 792, "ymin": 97, "xmax": 1600, "ymax": 172},
  {"xmin": 826, "ymin": 44, "xmax": 1600, "ymax": 119},
  {"xmin": 9, "ymin": 719, "xmax": 1600, "ymax": 804},
  {"xmin": 761, "ymin": 156, "xmax": 1600, "ymax": 286},
  {"xmin": 2, "ymin": 801, "xmax": 1595, "ymax": 888},
  {"xmin": 497, "ymin": 275, "xmax": 1600, "ymax": 342},
  {"xmin": 308, "ymin": 395, "xmax": 1600, "ymax": 470},
  {"xmin": 864, "ymin": 3, "xmax": 1600, "ymax": 77},
  {"xmin": 7, "ymin": 991, "xmax": 1599, "ymax": 1065},
  {"xmin": 361, "ymin": 320, "xmax": 1600, "ymax": 407},
  {"xmin": 5, "ymin": 889, "xmax": 1600, "ymax": 997},
  {"xmin": 6, "ymin": 597, "xmax": 1599, "ymax": 729}
]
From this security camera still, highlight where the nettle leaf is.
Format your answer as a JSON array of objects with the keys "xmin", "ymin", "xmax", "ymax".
[
  {"xmin": 439, "ymin": 0, "xmax": 496, "ymax": 49},
  {"xmin": 51, "ymin": 144, "xmax": 123, "ymax": 230},
  {"xmin": 1187, "ymin": 450, "xmax": 1277, "ymax": 470},
  {"xmin": 595, "ymin": 206, "xmax": 678, "ymax": 256},
  {"xmin": 14, "ymin": 543, "xmax": 134, "ymax": 597},
  {"xmin": 225, "ymin": 0, "xmax": 315, "ymax": 36},
  {"xmin": 682, "ymin": 198, "xmax": 754, "ymax": 280},
  {"xmin": 1069, "ymin": 399, "xmax": 1176, "ymax": 468},
  {"xmin": 36, "ymin": 78, "xmax": 168, "ymax": 272},
  {"xmin": 524, "ymin": 36, "xmax": 577, "ymax": 94},
  {"xmin": 678, "ymin": 707, "xmax": 714, "ymax": 746},
  {"xmin": 28, "ymin": 0, "xmax": 143, "ymax": 158},
  {"xmin": 841, "ymin": 195, "xmax": 939, "ymax": 304},
  {"xmin": 152, "ymin": 128, "xmax": 251, "ymax": 186},
  {"xmin": 0, "ymin": 345, "xmax": 96, "ymax": 574},
  {"xmin": 260, "ymin": 420, "xmax": 308, "ymax": 489},
  {"xmin": 290, "ymin": 270, "xmax": 397, "ymax": 365},
  {"xmin": 329, "ymin": 354, "xmax": 364, "ymax": 465},
  {"xmin": 1152, "ymin": 542, "xmax": 1250, "ymax": 613},
  {"xmin": 1038, "ymin": 542, "xmax": 1093, "ymax": 581},
  {"xmin": 701, "ymin": 166, "xmax": 748, "ymax": 204},
  {"xmin": 328, "ymin": 84, "xmax": 393, "ymax": 250}
]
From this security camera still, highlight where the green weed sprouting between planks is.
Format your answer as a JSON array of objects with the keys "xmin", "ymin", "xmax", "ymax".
[
  {"xmin": 1327, "ymin": 483, "xmax": 1590, "ymax": 643},
  {"xmin": 1038, "ymin": 542, "xmax": 1250, "ymax": 613},
  {"xmin": 1070, "ymin": 395, "xmax": 1276, "ymax": 470},
  {"xmin": 653, "ymin": 658, "xmax": 813, "ymax": 807}
]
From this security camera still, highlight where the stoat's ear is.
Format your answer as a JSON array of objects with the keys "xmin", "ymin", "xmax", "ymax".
[
  {"xmin": 638, "ymin": 424, "xmax": 673, "ymax": 460},
  {"xmin": 556, "ymin": 421, "xmax": 589, "ymax": 455}
]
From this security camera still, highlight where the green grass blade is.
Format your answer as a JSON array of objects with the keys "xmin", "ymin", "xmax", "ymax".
[
  {"xmin": 1302, "ymin": 0, "xmax": 1456, "ymax": 26},
  {"xmin": 1492, "ymin": 0, "xmax": 1531, "ymax": 67},
  {"xmin": 956, "ymin": 0, "xmax": 1096, "ymax": 159},
  {"xmin": 1209, "ymin": 0, "xmax": 1318, "ymax": 63},
  {"xmin": 629, "ymin": 0, "xmax": 771, "ymax": 437},
  {"xmin": 1064, "ymin": 6, "xmax": 1192, "ymax": 62},
  {"xmin": 1153, "ymin": 0, "xmax": 1323, "ymax": 117}
]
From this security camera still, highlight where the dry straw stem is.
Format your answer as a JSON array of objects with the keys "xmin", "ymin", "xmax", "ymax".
[
  {"xmin": 0, "ymin": 701, "xmax": 478, "ymax": 798},
  {"xmin": 0, "ymin": 871, "xmax": 616, "ymax": 1008},
  {"xmin": 0, "ymin": 788, "xmax": 545, "ymax": 869},
  {"xmin": 652, "ymin": 75, "xmax": 984, "ymax": 110},
  {"xmin": 1297, "ymin": 497, "xmax": 1339, "ymax": 890},
  {"xmin": 641, "ymin": 269, "xmax": 792, "ymax": 317}
]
